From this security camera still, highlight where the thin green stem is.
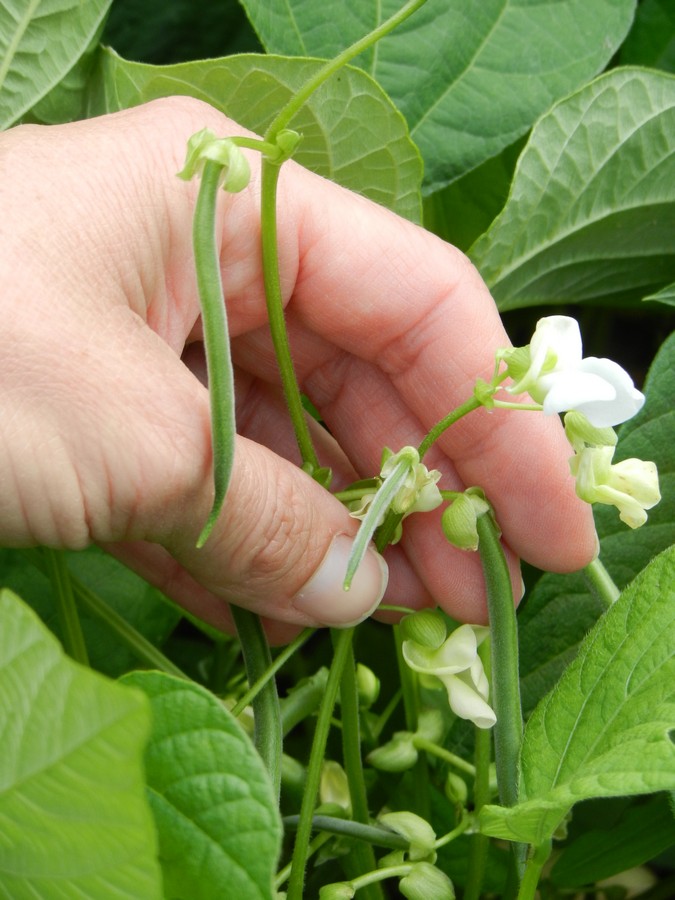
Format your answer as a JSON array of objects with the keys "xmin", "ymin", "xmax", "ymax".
[
  {"xmin": 275, "ymin": 832, "xmax": 332, "ymax": 890},
  {"xmin": 232, "ymin": 627, "xmax": 314, "ymax": 716},
  {"xmin": 264, "ymin": 0, "xmax": 429, "ymax": 141},
  {"xmin": 24, "ymin": 549, "xmax": 187, "ymax": 678},
  {"xmin": 287, "ymin": 627, "xmax": 354, "ymax": 900},
  {"xmin": 418, "ymin": 396, "xmax": 482, "ymax": 459},
  {"xmin": 464, "ymin": 638, "xmax": 493, "ymax": 900},
  {"xmin": 583, "ymin": 557, "xmax": 620, "ymax": 609},
  {"xmin": 193, "ymin": 159, "xmax": 236, "ymax": 548},
  {"xmin": 231, "ymin": 606, "xmax": 282, "ymax": 800},
  {"xmin": 259, "ymin": 158, "xmax": 320, "ymax": 471},
  {"xmin": 516, "ymin": 841, "xmax": 552, "ymax": 900},
  {"xmin": 412, "ymin": 736, "xmax": 476, "ymax": 776},
  {"xmin": 42, "ymin": 549, "xmax": 89, "ymax": 665},
  {"xmin": 349, "ymin": 864, "xmax": 413, "ymax": 892},
  {"xmin": 282, "ymin": 815, "xmax": 409, "ymax": 851},
  {"xmin": 336, "ymin": 637, "xmax": 382, "ymax": 900},
  {"xmin": 393, "ymin": 625, "xmax": 430, "ymax": 820},
  {"xmin": 434, "ymin": 811, "xmax": 471, "ymax": 849}
]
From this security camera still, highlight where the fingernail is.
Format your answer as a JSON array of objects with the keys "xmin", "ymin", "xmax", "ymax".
[{"xmin": 293, "ymin": 534, "xmax": 389, "ymax": 627}]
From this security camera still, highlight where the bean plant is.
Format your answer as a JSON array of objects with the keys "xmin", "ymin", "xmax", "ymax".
[{"xmin": 1, "ymin": 1, "xmax": 674, "ymax": 898}]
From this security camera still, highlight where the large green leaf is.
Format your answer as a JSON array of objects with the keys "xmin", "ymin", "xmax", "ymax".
[
  {"xmin": 518, "ymin": 330, "xmax": 675, "ymax": 713},
  {"xmin": 121, "ymin": 671, "xmax": 282, "ymax": 900},
  {"xmin": 0, "ymin": 588, "xmax": 161, "ymax": 898},
  {"xmin": 88, "ymin": 48, "xmax": 422, "ymax": 221},
  {"xmin": 0, "ymin": 0, "xmax": 111, "ymax": 130},
  {"xmin": 479, "ymin": 545, "xmax": 675, "ymax": 845},
  {"xmin": 240, "ymin": 0, "xmax": 636, "ymax": 191},
  {"xmin": 470, "ymin": 67, "xmax": 675, "ymax": 311}
]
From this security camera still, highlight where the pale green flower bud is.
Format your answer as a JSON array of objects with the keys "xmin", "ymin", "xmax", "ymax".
[
  {"xmin": 399, "ymin": 863, "xmax": 455, "ymax": 900},
  {"xmin": 441, "ymin": 487, "xmax": 492, "ymax": 552},
  {"xmin": 177, "ymin": 128, "xmax": 251, "ymax": 192},
  {"xmin": 564, "ymin": 410, "xmax": 617, "ymax": 453},
  {"xmin": 320, "ymin": 760, "xmax": 351, "ymax": 814},
  {"xmin": 379, "ymin": 811, "xmax": 437, "ymax": 861},
  {"xmin": 444, "ymin": 771, "xmax": 468, "ymax": 806},
  {"xmin": 400, "ymin": 609, "xmax": 447, "ymax": 649},
  {"xmin": 356, "ymin": 663, "xmax": 380, "ymax": 708},
  {"xmin": 367, "ymin": 732, "xmax": 418, "ymax": 772},
  {"xmin": 319, "ymin": 883, "xmax": 355, "ymax": 899},
  {"xmin": 415, "ymin": 708, "xmax": 445, "ymax": 744}
]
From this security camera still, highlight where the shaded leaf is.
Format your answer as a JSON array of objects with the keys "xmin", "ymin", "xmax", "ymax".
[
  {"xmin": 0, "ymin": 0, "xmax": 111, "ymax": 130},
  {"xmin": 121, "ymin": 670, "xmax": 282, "ymax": 900},
  {"xmin": 88, "ymin": 48, "xmax": 422, "ymax": 221},
  {"xmin": 479, "ymin": 546, "xmax": 675, "ymax": 845},
  {"xmin": 470, "ymin": 67, "xmax": 675, "ymax": 311},
  {"xmin": 550, "ymin": 793, "xmax": 675, "ymax": 888},
  {"xmin": 241, "ymin": 0, "xmax": 636, "ymax": 190},
  {"xmin": 519, "ymin": 331, "xmax": 675, "ymax": 712},
  {"xmin": 619, "ymin": 0, "xmax": 675, "ymax": 73},
  {"xmin": 643, "ymin": 281, "xmax": 675, "ymax": 307},
  {"xmin": 0, "ymin": 588, "xmax": 161, "ymax": 898},
  {"xmin": 0, "ymin": 546, "xmax": 180, "ymax": 678}
]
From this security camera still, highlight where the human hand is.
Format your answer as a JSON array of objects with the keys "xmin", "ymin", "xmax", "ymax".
[{"xmin": 0, "ymin": 97, "xmax": 596, "ymax": 639}]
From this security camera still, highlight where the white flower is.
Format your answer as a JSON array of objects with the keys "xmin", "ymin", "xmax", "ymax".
[
  {"xmin": 380, "ymin": 447, "xmax": 443, "ymax": 516},
  {"xmin": 505, "ymin": 316, "xmax": 644, "ymax": 427},
  {"xmin": 402, "ymin": 624, "xmax": 496, "ymax": 729},
  {"xmin": 570, "ymin": 445, "xmax": 661, "ymax": 528}
]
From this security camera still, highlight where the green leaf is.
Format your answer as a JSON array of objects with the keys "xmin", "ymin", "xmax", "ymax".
[
  {"xmin": 643, "ymin": 281, "xmax": 675, "ymax": 307},
  {"xmin": 241, "ymin": 0, "xmax": 636, "ymax": 190},
  {"xmin": 88, "ymin": 48, "xmax": 422, "ymax": 221},
  {"xmin": 619, "ymin": 0, "xmax": 675, "ymax": 73},
  {"xmin": 121, "ymin": 670, "xmax": 282, "ymax": 900},
  {"xmin": 470, "ymin": 67, "xmax": 675, "ymax": 311},
  {"xmin": 519, "ymin": 331, "xmax": 675, "ymax": 712},
  {"xmin": 550, "ymin": 793, "xmax": 675, "ymax": 888},
  {"xmin": 0, "ymin": 588, "xmax": 161, "ymax": 898},
  {"xmin": 479, "ymin": 545, "xmax": 675, "ymax": 845},
  {"xmin": 0, "ymin": 0, "xmax": 112, "ymax": 130}
]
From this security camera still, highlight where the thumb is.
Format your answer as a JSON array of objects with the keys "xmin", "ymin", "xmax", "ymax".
[{"xmin": 161, "ymin": 435, "xmax": 389, "ymax": 628}]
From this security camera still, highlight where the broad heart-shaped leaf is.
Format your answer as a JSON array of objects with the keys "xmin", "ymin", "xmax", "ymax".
[
  {"xmin": 0, "ymin": 589, "xmax": 161, "ymax": 898},
  {"xmin": 479, "ymin": 545, "xmax": 675, "ymax": 846},
  {"xmin": 0, "ymin": 0, "xmax": 111, "ymax": 130},
  {"xmin": 121, "ymin": 671, "xmax": 282, "ymax": 900},
  {"xmin": 240, "ymin": 0, "xmax": 635, "ymax": 191},
  {"xmin": 88, "ymin": 48, "xmax": 422, "ymax": 222},
  {"xmin": 518, "ymin": 331, "xmax": 675, "ymax": 714},
  {"xmin": 470, "ymin": 67, "xmax": 675, "ymax": 311}
]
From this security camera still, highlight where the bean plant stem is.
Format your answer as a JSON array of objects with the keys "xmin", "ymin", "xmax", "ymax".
[
  {"xmin": 259, "ymin": 158, "xmax": 320, "ymax": 472},
  {"xmin": 231, "ymin": 605, "xmax": 283, "ymax": 800},
  {"xmin": 193, "ymin": 159, "xmax": 236, "ymax": 547},
  {"xmin": 286, "ymin": 627, "xmax": 355, "ymax": 900},
  {"xmin": 42, "ymin": 548, "xmax": 89, "ymax": 666},
  {"xmin": 412, "ymin": 735, "xmax": 476, "ymax": 776},
  {"xmin": 336, "ymin": 637, "xmax": 382, "ymax": 900},
  {"xmin": 232, "ymin": 627, "xmax": 314, "ymax": 716},
  {"xmin": 282, "ymin": 815, "xmax": 409, "ymax": 851},
  {"xmin": 517, "ymin": 841, "xmax": 552, "ymax": 900},
  {"xmin": 418, "ymin": 396, "xmax": 482, "ymax": 459},
  {"xmin": 393, "ymin": 625, "xmax": 430, "ymax": 819},
  {"xmin": 583, "ymin": 557, "xmax": 621, "ymax": 608},
  {"xmin": 264, "ymin": 0, "xmax": 429, "ymax": 141}
]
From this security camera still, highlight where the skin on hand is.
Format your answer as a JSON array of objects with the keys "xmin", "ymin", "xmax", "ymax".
[{"xmin": 0, "ymin": 97, "xmax": 597, "ymax": 638}]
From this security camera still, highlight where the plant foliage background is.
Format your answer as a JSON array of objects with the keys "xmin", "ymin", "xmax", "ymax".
[{"xmin": 0, "ymin": 0, "xmax": 673, "ymax": 897}]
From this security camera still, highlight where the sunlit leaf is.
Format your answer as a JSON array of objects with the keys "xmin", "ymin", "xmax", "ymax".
[
  {"xmin": 0, "ymin": 0, "xmax": 111, "ymax": 129},
  {"xmin": 122, "ymin": 671, "xmax": 282, "ymax": 900},
  {"xmin": 0, "ymin": 589, "xmax": 161, "ymax": 898},
  {"xmin": 470, "ymin": 68, "xmax": 675, "ymax": 311},
  {"xmin": 479, "ymin": 545, "xmax": 675, "ymax": 845},
  {"xmin": 88, "ymin": 48, "xmax": 422, "ymax": 221},
  {"xmin": 241, "ymin": 0, "xmax": 636, "ymax": 190}
]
